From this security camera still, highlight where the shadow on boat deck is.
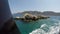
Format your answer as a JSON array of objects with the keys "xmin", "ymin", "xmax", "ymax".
[
  {"xmin": 0, "ymin": 18, "xmax": 21, "ymax": 34},
  {"xmin": 0, "ymin": 23, "xmax": 20, "ymax": 34}
]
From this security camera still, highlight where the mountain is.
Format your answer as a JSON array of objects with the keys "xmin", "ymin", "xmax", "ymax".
[
  {"xmin": 13, "ymin": 11, "xmax": 60, "ymax": 17},
  {"xmin": 42, "ymin": 11, "xmax": 60, "ymax": 16},
  {"xmin": 13, "ymin": 13, "xmax": 23, "ymax": 18}
]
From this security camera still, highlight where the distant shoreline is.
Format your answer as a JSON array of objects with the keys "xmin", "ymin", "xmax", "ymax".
[{"xmin": 13, "ymin": 11, "xmax": 60, "ymax": 18}]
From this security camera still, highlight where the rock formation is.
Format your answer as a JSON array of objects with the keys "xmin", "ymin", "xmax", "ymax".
[{"xmin": 14, "ymin": 13, "xmax": 49, "ymax": 22}]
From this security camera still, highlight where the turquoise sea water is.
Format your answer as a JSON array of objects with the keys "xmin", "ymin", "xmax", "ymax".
[{"xmin": 15, "ymin": 16, "xmax": 60, "ymax": 34}]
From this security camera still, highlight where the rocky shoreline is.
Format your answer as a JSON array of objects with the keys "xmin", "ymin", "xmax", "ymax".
[{"xmin": 14, "ymin": 13, "xmax": 49, "ymax": 22}]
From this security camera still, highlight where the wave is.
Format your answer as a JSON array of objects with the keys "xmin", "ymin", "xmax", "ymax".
[{"xmin": 29, "ymin": 19, "xmax": 60, "ymax": 34}]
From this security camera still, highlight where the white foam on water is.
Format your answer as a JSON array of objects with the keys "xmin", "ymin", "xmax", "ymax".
[
  {"xmin": 40, "ymin": 24, "xmax": 47, "ymax": 28},
  {"xmin": 29, "ymin": 19, "xmax": 60, "ymax": 34}
]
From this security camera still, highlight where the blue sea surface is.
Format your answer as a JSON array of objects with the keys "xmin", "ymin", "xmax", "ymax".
[{"xmin": 15, "ymin": 16, "xmax": 60, "ymax": 34}]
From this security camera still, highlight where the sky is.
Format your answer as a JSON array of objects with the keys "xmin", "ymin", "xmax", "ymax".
[{"xmin": 8, "ymin": 0, "xmax": 60, "ymax": 14}]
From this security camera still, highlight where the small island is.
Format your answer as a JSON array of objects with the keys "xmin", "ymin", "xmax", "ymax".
[{"xmin": 14, "ymin": 13, "xmax": 49, "ymax": 22}]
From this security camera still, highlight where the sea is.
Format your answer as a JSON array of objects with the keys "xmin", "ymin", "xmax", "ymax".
[{"xmin": 15, "ymin": 16, "xmax": 60, "ymax": 34}]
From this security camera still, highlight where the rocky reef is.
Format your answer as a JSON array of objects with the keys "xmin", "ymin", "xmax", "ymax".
[{"xmin": 14, "ymin": 13, "xmax": 49, "ymax": 22}]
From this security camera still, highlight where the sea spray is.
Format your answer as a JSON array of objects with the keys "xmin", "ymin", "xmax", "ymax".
[{"xmin": 29, "ymin": 19, "xmax": 60, "ymax": 34}]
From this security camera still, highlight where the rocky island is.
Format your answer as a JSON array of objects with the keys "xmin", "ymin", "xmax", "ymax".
[
  {"xmin": 13, "ymin": 10, "xmax": 60, "ymax": 22},
  {"xmin": 14, "ymin": 13, "xmax": 49, "ymax": 22}
]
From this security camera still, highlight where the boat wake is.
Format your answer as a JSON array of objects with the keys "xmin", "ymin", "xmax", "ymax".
[{"xmin": 29, "ymin": 19, "xmax": 60, "ymax": 34}]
